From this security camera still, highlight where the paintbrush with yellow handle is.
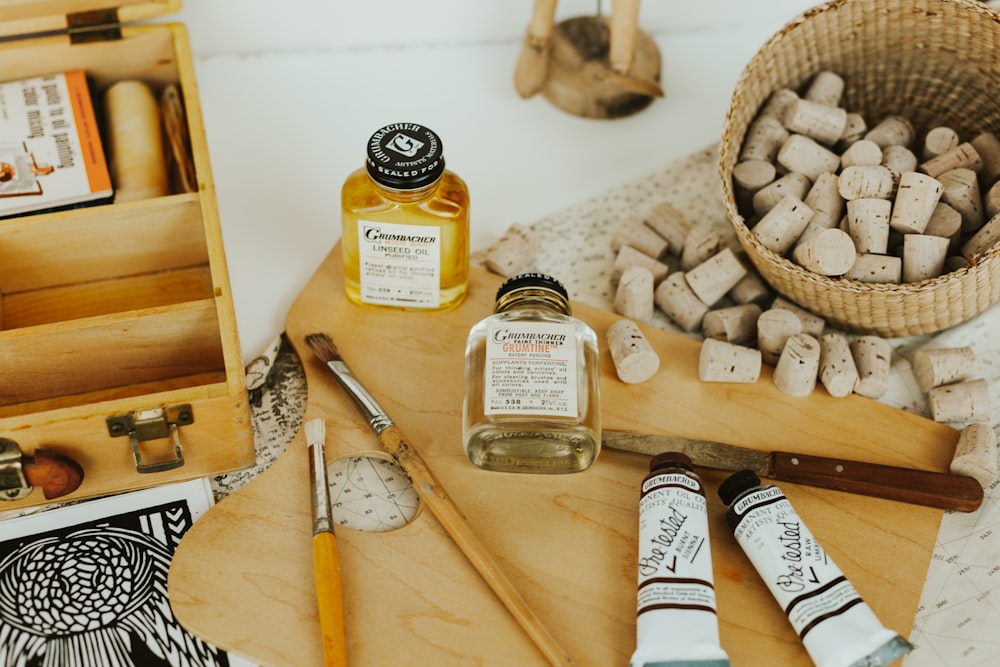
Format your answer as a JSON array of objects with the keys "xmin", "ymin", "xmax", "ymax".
[
  {"xmin": 305, "ymin": 417, "xmax": 348, "ymax": 666},
  {"xmin": 305, "ymin": 332, "xmax": 575, "ymax": 667}
]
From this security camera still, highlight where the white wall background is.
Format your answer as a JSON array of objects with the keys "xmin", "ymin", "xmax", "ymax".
[{"xmin": 172, "ymin": 1, "xmax": 820, "ymax": 55}]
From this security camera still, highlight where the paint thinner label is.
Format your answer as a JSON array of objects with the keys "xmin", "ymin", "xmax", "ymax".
[
  {"xmin": 484, "ymin": 322, "xmax": 578, "ymax": 417},
  {"xmin": 357, "ymin": 220, "xmax": 440, "ymax": 307},
  {"xmin": 729, "ymin": 487, "xmax": 864, "ymax": 639}
]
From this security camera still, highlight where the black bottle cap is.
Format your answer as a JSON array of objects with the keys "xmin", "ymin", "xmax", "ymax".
[
  {"xmin": 718, "ymin": 469, "xmax": 762, "ymax": 506},
  {"xmin": 365, "ymin": 123, "xmax": 445, "ymax": 190},
  {"xmin": 495, "ymin": 273, "xmax": 569, "ymax": 302},
  {"xmin": 649, "ymin": 452, "xmax": 694, "ymax": 474}
]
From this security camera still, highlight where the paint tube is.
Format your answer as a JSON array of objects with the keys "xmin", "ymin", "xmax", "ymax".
[
  {"xmin": 630, "ymin": 452, "xmax": 731, "ymax": 667},
  {"xmin": 718, "ymin": 470, "xmax": 913, "ymax": 667}
]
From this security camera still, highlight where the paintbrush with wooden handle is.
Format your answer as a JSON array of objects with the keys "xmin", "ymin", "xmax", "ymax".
[
  {"xmin": 305, "ymin": 332, "xmax": 575, "ymax": 667},
  {"xmin": 305, "ymin": 417, "xmax": 348, "ymax": 666}
]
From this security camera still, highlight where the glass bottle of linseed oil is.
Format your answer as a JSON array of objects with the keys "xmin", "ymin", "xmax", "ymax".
[
  {"xmin": 463, "ymin": 273, "xmax": 602, "ymax": 473},
  {"xmin": 341, "ymin": 122, "xmax": 469, "ymax": 310}
]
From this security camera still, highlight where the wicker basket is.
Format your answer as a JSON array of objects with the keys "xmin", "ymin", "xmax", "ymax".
[{"xmin": 719, "ymin": 0, "xmax": 1000, "ymax": 337}]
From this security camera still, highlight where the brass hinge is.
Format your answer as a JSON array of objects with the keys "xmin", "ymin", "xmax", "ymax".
[
  {"xmin": 67, "ymin": 8, "xmax": 122, "ymax": 44},
  {"xmin": 0, "ymin": 438, "xmax": 32, "ymax": 501},
  {"xmin": 107, "ymin": 404, "xmax": 193, "ymax": 474}
]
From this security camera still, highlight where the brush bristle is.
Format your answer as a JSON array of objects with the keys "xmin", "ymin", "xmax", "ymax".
[
  {"xmin": 305, "ymin": 333, "xmax": 342, "ymax": 363},
  {"xmin": 304, "ymin": 417, "xmax": 326, "ymax": 445}
]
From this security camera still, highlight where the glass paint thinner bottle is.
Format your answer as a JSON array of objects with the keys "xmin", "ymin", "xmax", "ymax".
[
  {"xmin": 341, "ymin": 122, "xmax": 469, "ymax": 310},
  {"xmin": 631, "ymin": 452, "xmax": 731, "ymax": 667},
  {"xmin": 718, "ymin": 470, "xmax": 913, "ymax": 667},
  {"xmin": 462, "ymin": 273, "xmax": 601, "ymax": 473}
]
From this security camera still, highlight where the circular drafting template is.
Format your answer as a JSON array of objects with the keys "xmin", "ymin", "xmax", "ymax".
[{"xmin": 327, "ymin": 455, "xmax": 420, "ymax": 532}]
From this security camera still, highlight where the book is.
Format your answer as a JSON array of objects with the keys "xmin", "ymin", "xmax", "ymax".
[{"xmin": 0, "ymin": 70, "xmax": 113, "ymax": 219}]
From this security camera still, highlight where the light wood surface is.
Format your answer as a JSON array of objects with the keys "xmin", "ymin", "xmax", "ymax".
[{"xmin": 170, "ymin": 244, "xmax": 958, "ymax": 666}]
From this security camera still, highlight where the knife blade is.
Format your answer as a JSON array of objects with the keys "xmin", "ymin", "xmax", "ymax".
[{"xmin": 603, "ymin": 430, "xmax": 983, "ymax": 512}]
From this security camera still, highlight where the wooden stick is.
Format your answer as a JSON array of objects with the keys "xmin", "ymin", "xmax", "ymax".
[
  {"xmin": 305, "ymin": 334, "xmax": 575, "ymax": 667},
  {"xmin": 513, "ymin": 0, "xmax": 559, "ymax": 98},
  {"xmin": 609, "ymin": 0, "xmax": 641, "ymax": 75}
]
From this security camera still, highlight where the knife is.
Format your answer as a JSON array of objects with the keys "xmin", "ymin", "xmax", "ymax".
[{"xmin": 603, "ymin": 430, "xmax": 984, "ymax": 512}]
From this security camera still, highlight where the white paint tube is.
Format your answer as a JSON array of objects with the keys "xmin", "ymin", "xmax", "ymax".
[
  {"xmin": 718, "ymin": 470, "xmax": 913, "ymax": 667},
  {"xmin": 630, "ymin": 452, "xmax": 731, "ymax": 667}
]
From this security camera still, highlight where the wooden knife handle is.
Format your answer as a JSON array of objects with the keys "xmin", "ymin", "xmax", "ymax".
[
  {"xmin": 23, "ymin": 450, "xmax": 85, "ymax": 500},
  {"xmin": 772, "ymin": 452, "xmax": 984, "ymax": 512}
]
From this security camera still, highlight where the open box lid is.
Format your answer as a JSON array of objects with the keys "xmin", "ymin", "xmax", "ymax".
[{"xmin": 0, "ymin": 0, "xmax": 180, "ymax": 41}]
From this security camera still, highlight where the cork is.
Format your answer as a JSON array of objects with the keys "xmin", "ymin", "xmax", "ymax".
[
  {"xmin": 793, "ymin": 227, "xmax": 857, "ymax": 275},
  {"xmin": 752, "ymin": 172, "xmax": 811, "ymax": 217},
  {"xmin": 756, "ymin": 307, "xmax": 803, "ymax": 366},
  {"xmin": 684, "ymin": 247, "xmax": 747, "ymax": 307},
  {"xmin": 607, "ymin": 319, "xmax": 660, "ymax": 384},
  {"xmin": 971, "ymin": 131, "xmax": 1000, "ymax": 187},
  {"xmin": 803, "ymin": 70, "xmax": 844, "ymax": 107},
  {"xmin": 782, "ymin": 98, "xmax": 848, "ymax": 146},
  {"xmin": 679, "ymin": 225, "xmax": 723, "ymax": 271},
  {"xmin": 838, "ymin": 165, "xmax": 897, "ymax": 200},
  {"xmin": 938, "ymin": 168, "xmax": 984, "ymax": 232},
  {"xmin": 803, "ymin": 172, "xmax": 844, "ymax": 230},
  {"xmin": 923, "ymin": 202, "xmax": 963, "ymax": 246},
  {"xmin": 733, "ymin": 159, "xmax": 777, "ymax": 212},
  {"xmin": 752, "ymin": 195, "xmax": 814, "ymax": 255},
  {"xmin": 961, "ymin": 212, "xmax": 1000, "ymax": 260},
  {"xmin": 613, "ymin": 266, "xmax": 655, "ymax": 323},
  {"xmin": 758, "ymin": 88, "xmax": 799, "ymax": 121},
  {"xmin": 840, "ymin": 139, "xmax": 883, "ymax": 168},
  {"xmin": 612, "ymin": 244, "xmax": 669, "ymax": 285},
  {"xmin": 698, "ymin": 338, "xmax": 762, "ymax": 384},
  {"xmin": 843, "ymin": 253, "xmax": 902, "ymax": 283},
  {"xmin": 888, "ymin": 171, "xmax": 943, "ymax": 234},
  {"xmin": 846, "ymin": 198, "xmax": 892, "ymax": 254},
  {"xmin": 851, "ymin": 335, "xmax": 891, "ymax": 399},
  {"xmin": 702, "ymin": 303, "xmax": 762, "ymax": 345},
  {"xmin": 740, "ymin": 115, "xmax": 790, "ymax": 163},
  {"xmin": 818, "ymin": 333, "xmax": 859, "ymax": 398},
  {"xmin": 929, "ymin": 378, "xmax": 992, "ymax": 423},
  {"xmin": 611, "ymin": 219, "xmax": 668, "ymax": 259},
  {"xmin": 864, "ymin": 115, "xmax": 914, "ymax": 149},
  {"xmin": 902, "ymin": 234, "xmax": 950, "ymax": 282},
  {"xmin": 770, "ymin": 296, "xmax": 825, "ymax": 336},
  {"xmin": 773, "ymin": 333, "xmax": 821, "ymax": 397},
  {"xmin": 984, "ymin": 180, "xmax": 1000, "ymax": 219},
  {"xmin": 483, "ymin": 223, "xmax": 540, "ymax": 277},
  {"xmin": 949, "ymin": 423, "xmax": 998, "ymax": 488},
  {"xmin": 838, "ymin": 112, "xmax": 867, "ymax": 148},
  {"xmin": 912, "ymin": 346, "xmax": 978, "ymax": 393},
  {"xmin": 922, "ymin": 126, "xmax": 960, "ymax": 162},
  {"xmin": 728, "ymin": 261, "xmax": 772, "ymax": 305},
  {"xmin": 653, "ymin": 272, "xmax": 708, "ymax": 332},
  {"xmin": 881, "ymin": 144, "xmax": 918, "ymax": 176},
  {"xmin": 920, "ymin": 142, "xmax": 983, "ymax": 179},
  {"xmin": 777, "ymin": 134, "xmax": 841, "ymax": 180},
  {"xmin": 645, "ymin": 202, "xmax": 694, "ymax": 257}
]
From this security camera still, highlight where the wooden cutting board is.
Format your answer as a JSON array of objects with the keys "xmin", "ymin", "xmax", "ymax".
[{"xmin": 169, "ymin": 244, "xmax": 958, "ymax": 666}]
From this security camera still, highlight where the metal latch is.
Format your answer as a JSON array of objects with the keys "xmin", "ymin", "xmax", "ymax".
[
  {"xmin": 0, "ymin": 438, "xmax": 31, "ymax": 501},
  {"xmin": 107, "ymin": 405, "xmax": 193, "ymax": 474},
  {"xmin": 67, "ymin": 8, "xmax": 122, "ymax": 44}
]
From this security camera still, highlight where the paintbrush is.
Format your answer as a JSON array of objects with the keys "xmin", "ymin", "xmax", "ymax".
[
  {"xmin": 305, "ymin": 417, "xmax": 348, "ymax": 666},
  {"xmin": 304, "ymin": 333, "xmax": 575, "ymax": 667}
]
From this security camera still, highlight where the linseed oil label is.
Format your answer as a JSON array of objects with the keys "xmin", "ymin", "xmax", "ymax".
[
  {"xmin": 484, "ymin": 321, "xmax": 578, "ymax": 417},
  {"xmin": 357, "ymin": 220, "xmax": 441, "ymax": 307}
]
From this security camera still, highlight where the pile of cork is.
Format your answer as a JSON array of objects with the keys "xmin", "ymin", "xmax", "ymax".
[{"xmin": 734, "ymin": 70, "xmax": 1000, "ymax": 284}]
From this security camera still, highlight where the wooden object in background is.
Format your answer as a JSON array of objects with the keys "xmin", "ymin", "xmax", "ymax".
[{"xmin": 170, "ymin": 245, "xmax": 958, "ymax": 666}]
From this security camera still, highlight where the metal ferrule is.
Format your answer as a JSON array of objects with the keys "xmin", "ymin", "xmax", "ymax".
[
  {"xmin": 325, "ymin": 361, "xmax": 395, "ymax": 435},
  {"xmin": 309, "ymin": 442, "xmax": 334, "ymax": 535}
]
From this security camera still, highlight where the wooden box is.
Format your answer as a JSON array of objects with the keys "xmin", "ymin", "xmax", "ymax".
[{"xmin": 0, "ymin": 0, "xmax": 256, "ymax": 508}]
